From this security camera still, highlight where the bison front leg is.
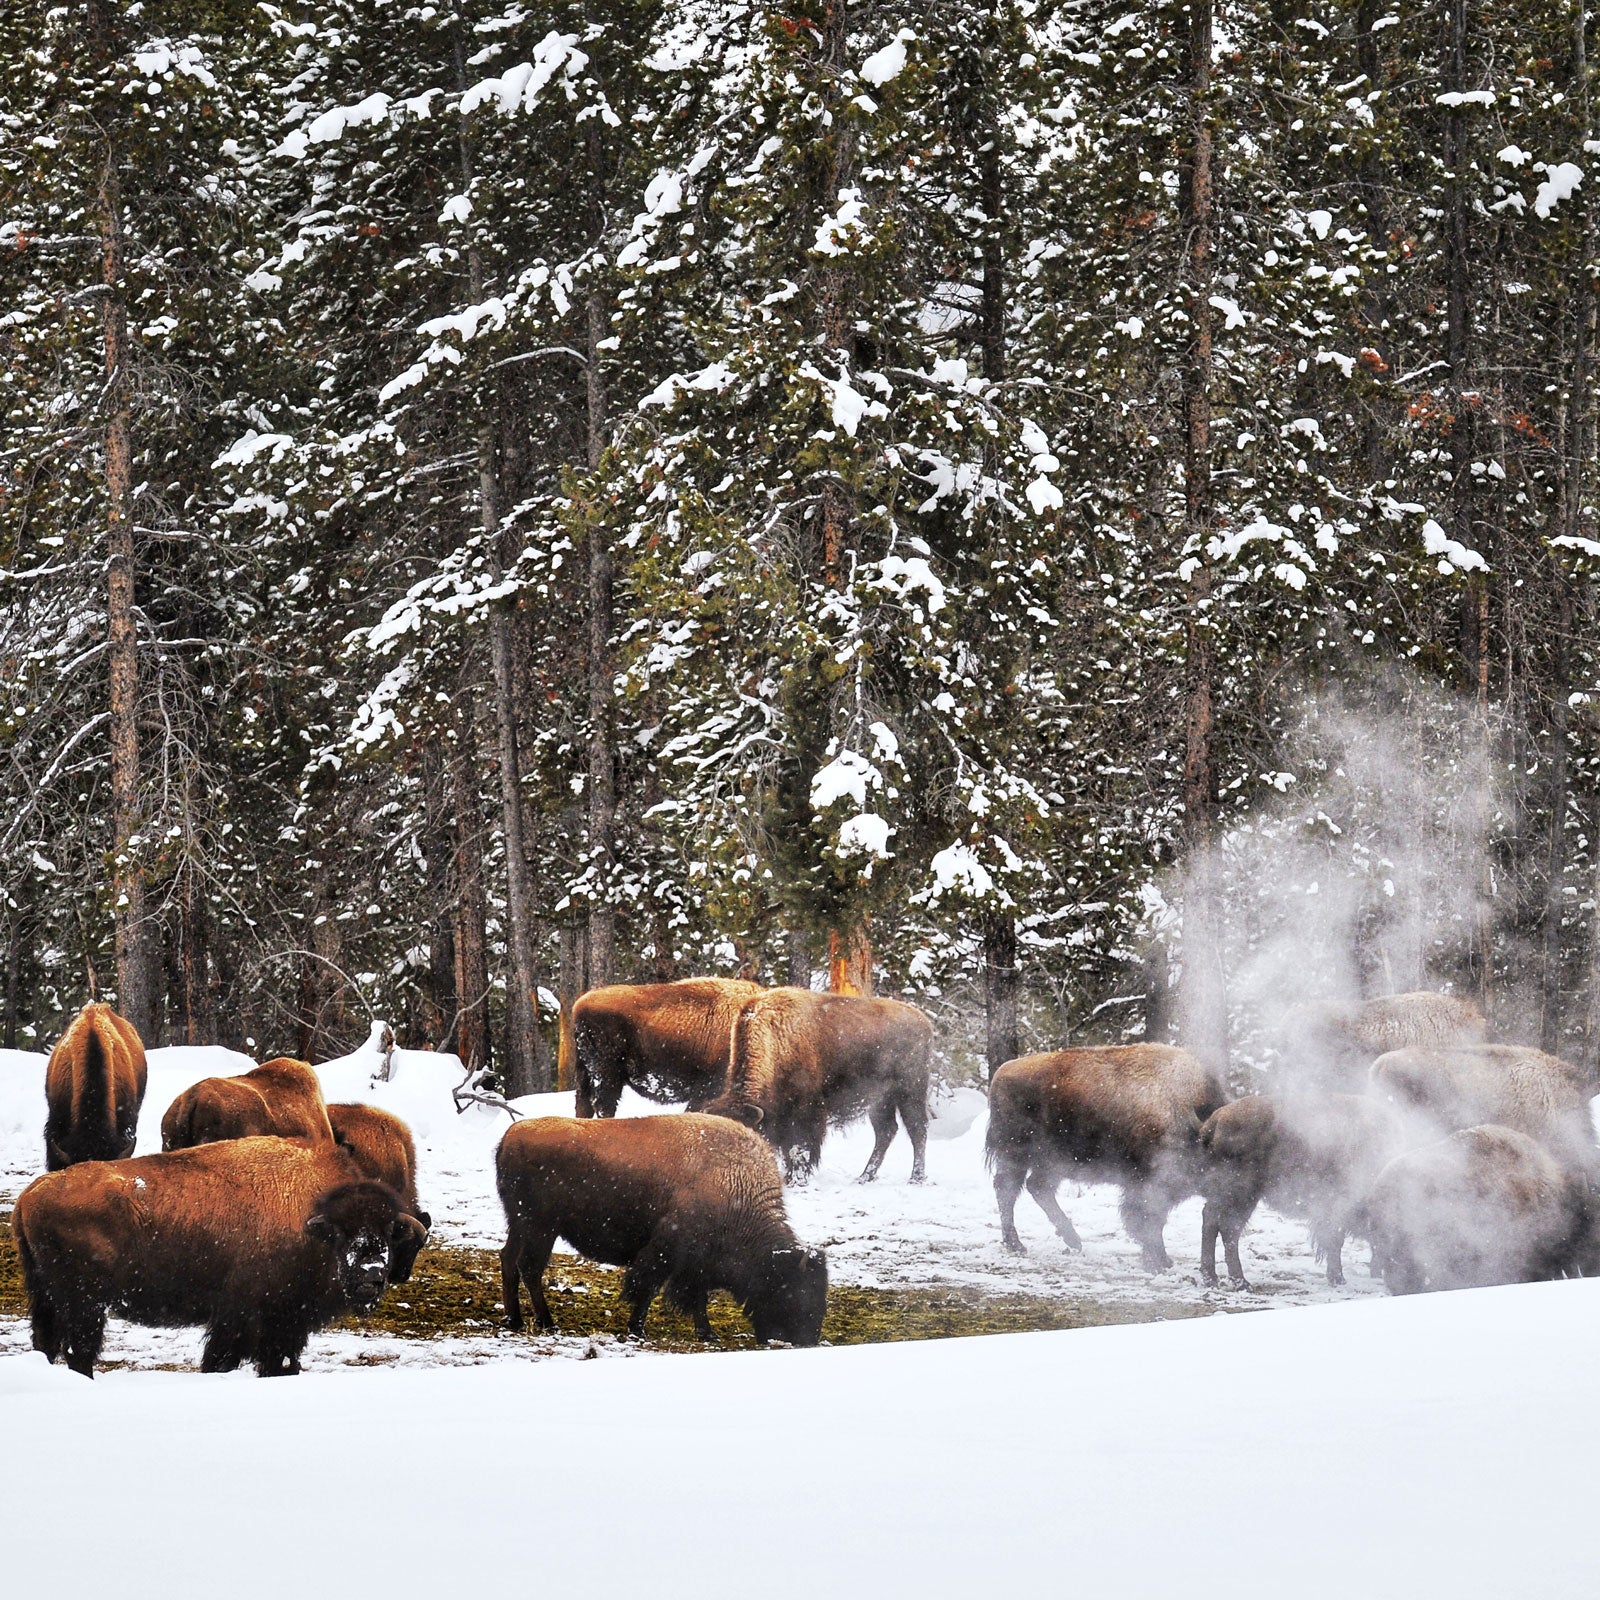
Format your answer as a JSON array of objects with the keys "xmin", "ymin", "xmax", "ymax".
[
  {"xmin": 1316, "ymin": 1222, "xmax": 1347, "ymax": 1288},
  {"xmin": 901, "ymin": 1088, "xmax": 929, "ymax": 1184},
  {"xmin": 1121, "ymin": 1184, "xmax": 1174, "ymax": 1273},
  {"xmin": 1200, "ymin": 1202, "xmax": 1221, "ymax": 1287},
  {"xmin": 59, "ymin": 1297, "xmax": 107, "ymax": 1379},
  {"xmin": 622, "ymin": 1233, "xmax": 678, "ymax": 1339},
  {"xmin": 994, "ymin": 1157, "xmax": 1029, "ymax": 1253}
]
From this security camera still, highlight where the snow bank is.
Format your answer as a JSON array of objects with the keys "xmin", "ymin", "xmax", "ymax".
[{"xmin": 5, "ymin": 1279, "xmax": 1598, "ymax": 1598}]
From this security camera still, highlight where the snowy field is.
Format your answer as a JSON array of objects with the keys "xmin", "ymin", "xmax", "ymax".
[
  {"xmin": 6, "ymin": 1280, "xmax": 1598, "ymax": 1599},
  {"xmin": 1, "ymin": 1025, "xmax": 1389, "ymax": 1371}
]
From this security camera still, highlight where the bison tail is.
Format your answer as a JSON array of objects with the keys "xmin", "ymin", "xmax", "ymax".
[
  {"xmin": 77, "ymin": 1018, "xmax": 113, "ymax": 1144},
  {"xmin": 983, "ymin": 1096, "xmax": 1027, "ymax": 1173}
]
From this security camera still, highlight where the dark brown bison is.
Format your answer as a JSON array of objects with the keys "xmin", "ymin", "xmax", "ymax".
[
  {"xmin": 160, "ymin": 1057, "xmax": 333, "ymax": 1150},
  {"xmin": 328, "ymin": 1102, "xmax": 428, "ymax": 1224},
  {"xmin": 1361, "ymin": 1125, "xmax": 1597, "ymax": 1293},
  {"xmin": 1198, "ymin": 1093, "xmax": 1404, "ymax": 1290},
  {"xmin": 701, "ymin": 989, "xmax": 933, "ymax": 1182},
  {"xmin": 497, "ymin": 1113, "xmax": 828, "ymax": 1345},
  {"xmin": 43, "ymin": 1002, "xmax": 148, "ymax": 1170},
  {"xmin": 985, "ymin": 1045, "xmax": 1227, "ymax": 1270},
  {"xmin": 573, "ymin": 978, "xmax": 764, "ymax": 1117},
  {"xmin": 1369, "ymin": 1044, "xmax": 1597, "ymax": 1178},
  {"xmin": 1290, "ymin": 991, "xmax": 1486, "ymax": 1091},
  {"xmin": 11, "ymin": 1136, "xmax": 429, "ymax": 1376}
]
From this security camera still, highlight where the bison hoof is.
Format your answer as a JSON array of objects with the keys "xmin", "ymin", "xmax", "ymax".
[
  {"xmin": 909, "ymin": 1171, "xmax": 927, "ymax": 1185},
  {"xmin": 855, "ymin": 1171, "xmax": 880, "ymax": 1186},
  {"xmin": 1200, "ymin": 1269, "xmax": 1218, "ymax": 1288},
  {"xmin": 1229, "ymin": 1276, "xmax": 1251, "ymax": 1292},
  {"xmin": 1001, "ymin": 1234, "xmax": 1026, "ymax": 1255}
]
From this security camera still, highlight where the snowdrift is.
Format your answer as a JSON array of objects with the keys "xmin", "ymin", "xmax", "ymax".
[{"xmin": 5, "ymin": 1278, "xmax": 1596, "ymax": 1599}]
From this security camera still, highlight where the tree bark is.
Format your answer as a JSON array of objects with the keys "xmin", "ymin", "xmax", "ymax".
[
  {"xmin": 90, "ymin": 0, "xmax": 157, "ymax": 1043},
  {"xmin": 451, "ymin": 689, "xmax": 492, "ymax": 1085},
  {"xmin": 454, "ymin": 46, "xmax": 549, "ymax": 1093},
  {"xmin": 982, "ymin": 908, "xmax": 1019, "ymax": 1080},
  {"xmin": 828, "ymin": 923, "xmax": 873, "ymax": 997},
  {"xmin": 1177, "ymin": 0, "xmax": 1228, "ymax": 1073},
  {"xmin": 556, "ymin": 921, "xmax": 586, "ymax": 1093},
  {"xmin": 787, "ymin": 927, "xmax": 812, "ymax": 990},
  {"xmin": 179, "ymin": 862, "xmax": 211, "ymax": 1047},
  {"xmin": 421, "ymin": 740, "xmax": 458, "ymax": 1047}
]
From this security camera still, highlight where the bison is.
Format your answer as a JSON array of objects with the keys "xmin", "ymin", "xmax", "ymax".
[
  {"xmin": 1361, "ymin": 1125, "xmax": 1596, "ymax": 1293},
  {"xmin": 1369, "ymin": 1044, "xmax": 1597, "ymax": 1178},
  {"xmin": 702, "ymin": 988, "xmax": 933, "ymax": 1182},
  {"xmin": 1289, "ymin": 990, "xmax": 1486, "ymax": 1092},
  {"xmin": 11, "ymin": 1136, "xmax": 429, "ymax": 1377},
  {"xmin": 43, "ymin": 1002, "xmax": 148, "ymax": 1170},
  {"xmin": 328, "ymin": 1102, "xmax": 428, "ymax": 1224},
  {"xmin": 496, "ymin": 1113, "xmax": 828, "ymax": 1345},
  {"xmin": 985, "ymin": 1045, "xmax": 1227, "ymax": 1270},
  {"xmin": 1198, "ymin": 1093, "xmax": 1403, "ymax": 1290},
  {"xmin": 160, "ymin": 1057, "xmax": 333, "ymax": 1150},
  {"xmin": 573, "ymin": 978, "xmax": 764, "ymax": 1117}
]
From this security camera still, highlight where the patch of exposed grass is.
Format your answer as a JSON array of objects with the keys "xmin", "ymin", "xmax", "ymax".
[{"xmin": 0, "ymin": 1213, "xmax": 1218, "ymax": 1356}]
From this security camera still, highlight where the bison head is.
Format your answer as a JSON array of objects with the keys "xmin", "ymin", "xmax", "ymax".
[
  {"xmin": 748, "ymin": 1244, "xmax": 828, "ymax": 1347},
  {"xmin": 305, "ymin": 1181, "xmax": 416, "ymax": 1312},
  {"xmin": 700, "ymin": 1093, "xmax": 763, "ymax": 1130}
]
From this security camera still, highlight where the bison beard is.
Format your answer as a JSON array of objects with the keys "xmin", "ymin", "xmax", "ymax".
[
  {"xmin": 572, "ymin": 978, "xmax": 763, "ymax": 1117},
  {"xmin": 496, "ymin": 1114, "xmax": 828, "ymax": 1346},
  {"xmin": 701, "ymin": 989, "xmax": 933, "ymax": 1183},
  {"xmin": 985, "ymin": 1045, "xmax": 1226, "ymax": 1271},
  {"xmin": 11, "ymin": 1138, "xmax": 428, "ymax": 1377},
  {"xmin": 43, "ymin": 1001, "xmax": 147, "ymax": 1170}
]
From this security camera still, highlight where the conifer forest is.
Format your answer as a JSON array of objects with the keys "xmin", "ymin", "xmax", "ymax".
[{"xmin": 4, "ymin": 0, "xmax": 1599, "ymax": 1095}]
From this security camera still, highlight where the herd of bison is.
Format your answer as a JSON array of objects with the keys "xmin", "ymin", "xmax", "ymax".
[{"xmin": 7, "ymin": 976, "xmax": 1598, "ymax": 1378}]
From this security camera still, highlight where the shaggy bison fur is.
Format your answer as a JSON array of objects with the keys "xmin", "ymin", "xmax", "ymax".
[
  {"xmin": 701, "ymin": 989, "xmax": 933, "ymax": 1182},
  {"xmin": 1361, "ymin": 1125, "xmax": 1597, "ymax": 1293},
  {"xmin": 1369, "ymin": 1044, "xmax": 1597, "ymax": 1178},
  {"xmin": 11, "ymin": 1137, "xmax": 429, "ymax": 1376},
  {"xmin": 160, "ymin": 1057, "xmax": 333, "ymax": 1151},
  {"xmin": 43, "ymin": 1002, "xmax": 148, "ymax": 1170},
  {"xmin": 496, "ymin": 1114, "xmax": 828, "ymax": 1345},
  {"xmin": 573, "ymin": 978, "xmax": 764, "ymax": 1117},
  {"xmin": 328, "ymin": 1102, "xmax": 428, "ymax": 1224},
  {"xmin": 985, "ymin": 1045, "xmax": 1227, "ymax": 1271},
  {"xmin": 1289, "ymin": 991, "xmax": 1486, "ymax": 1092},
  {"xmin": 1198, "ymin": 1093, "xmax": 1403, "ymax": 1289}
]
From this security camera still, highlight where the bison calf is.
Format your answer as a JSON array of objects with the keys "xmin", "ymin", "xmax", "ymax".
[
  {"xmin": 160, "ymin": 1057, "xmax": 333, "ymax": 1150},
  {"xmin": 11, "ymin": 1137, "xmax": 428, "ymax": 1377},
  {"xmin": 1198, "ymin": 1094, "xmax": 1402, "ymax": 1290},
  {"xmin": 497, "ymin": 1114, "xmax": 828, "ymax": 1345},
  {"xmin": 986, "ymin": 1045, "xmax": 1226, "ymax": 1271},
  {"xmin": 1362, "ymin": 1125, "xmax": 1595, "ymax": 1293},
  {"xmin": 702, "ymin": 989, "xmax": 933, "ymax": 1182},
  {"xmin": 43, "ymin": 1002, "xmax": 147, "ymax": 1170},
  {"xmin": 573, "ymin": 978, "xmax": 764, "ymax": 1116}
]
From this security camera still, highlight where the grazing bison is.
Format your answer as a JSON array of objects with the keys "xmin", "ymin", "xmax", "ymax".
[
  {"xmin": 11, "ymin": 1136, "xmax": 429, "ymax": 1377},
  {"xmin": 497, "ymin": 1114, "xmax": 828, "ymax": 1345},
  {"xmin": 160, "ymin": 1057, "xmax": 333, "ymax": 1151},
  {"xmin": 1362, "ymin": 1125, "xmax": 1596, "ymax": 1293},
  {"xmin": 701, "ymin": 989, "xmax": 933, "ymax": 1183},
  {"xmin": 1198, "ymin": 1094, "xmax": 1403, "ymax": 1290},
  {"xmin": 1369, "ymin": 1044, "xmax": 1597, "ymax": 1177},
  {"xmin": 985, "ymin": 1045, "xmax": 1227, "ymax": 1270},
  {"xmin": 1290, "ymin": 991, "xmax": 1486, "ymax": 1092},
  {"xmin": 573, "ymin": 978, "xmax": 764, "ymax": 1117},
  {"xmin": 43, "ymin": 1002, "xmax": 148, "ymax": 1170},
  {"xmin": 328, "ymin": 1102, "xmax": 428, "ymax": 1224}
]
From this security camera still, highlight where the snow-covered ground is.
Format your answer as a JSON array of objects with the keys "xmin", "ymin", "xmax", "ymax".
[{"xmin": 6, "ymin": 1279, "xmax": 1598, "ymax": 1599}]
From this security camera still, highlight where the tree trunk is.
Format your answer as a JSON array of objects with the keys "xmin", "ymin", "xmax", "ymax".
[
  {"xmin": 585, "ymin": 240, "xmax": 617, "ymax": 987},
  {"xmin": 451, "ymin": 690, "xmax": 492, "ymax": 1085},
  {"xmin": 90, "ymin": 0, "xmax": 157, "ymax": 1043},
  {"xmin": 982, "ymin": 908, "xmax": 1019, "ymax": 1080},
  {"xmin": 454, "ymin": 54, "xmax": 548, "ymax": 1093},
  {"xmin": 787, "ymin": 927, "xmax": 812, "ymax": 990},
  {"xmin": 422, "ymin": 741, "xmax": 458, "ymax": 1047},
  {"xmin": 179, "ymin": 863, "xmax": 211, "ymax": 1047},
  {"xmin": 1176, "ymin": 0, "xmax": 1228, "ymax": 1073},
  {"xmin": 1541, "ymin": 579, "xmax": 1571, "ymax": 1052},
  {"xmin": 828, "ymin": 924, "xmax": 873, "ymax": 997},
  {"xmin": 556, "ymin": 922, "xmax": 586, "ymax": 1093}
]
